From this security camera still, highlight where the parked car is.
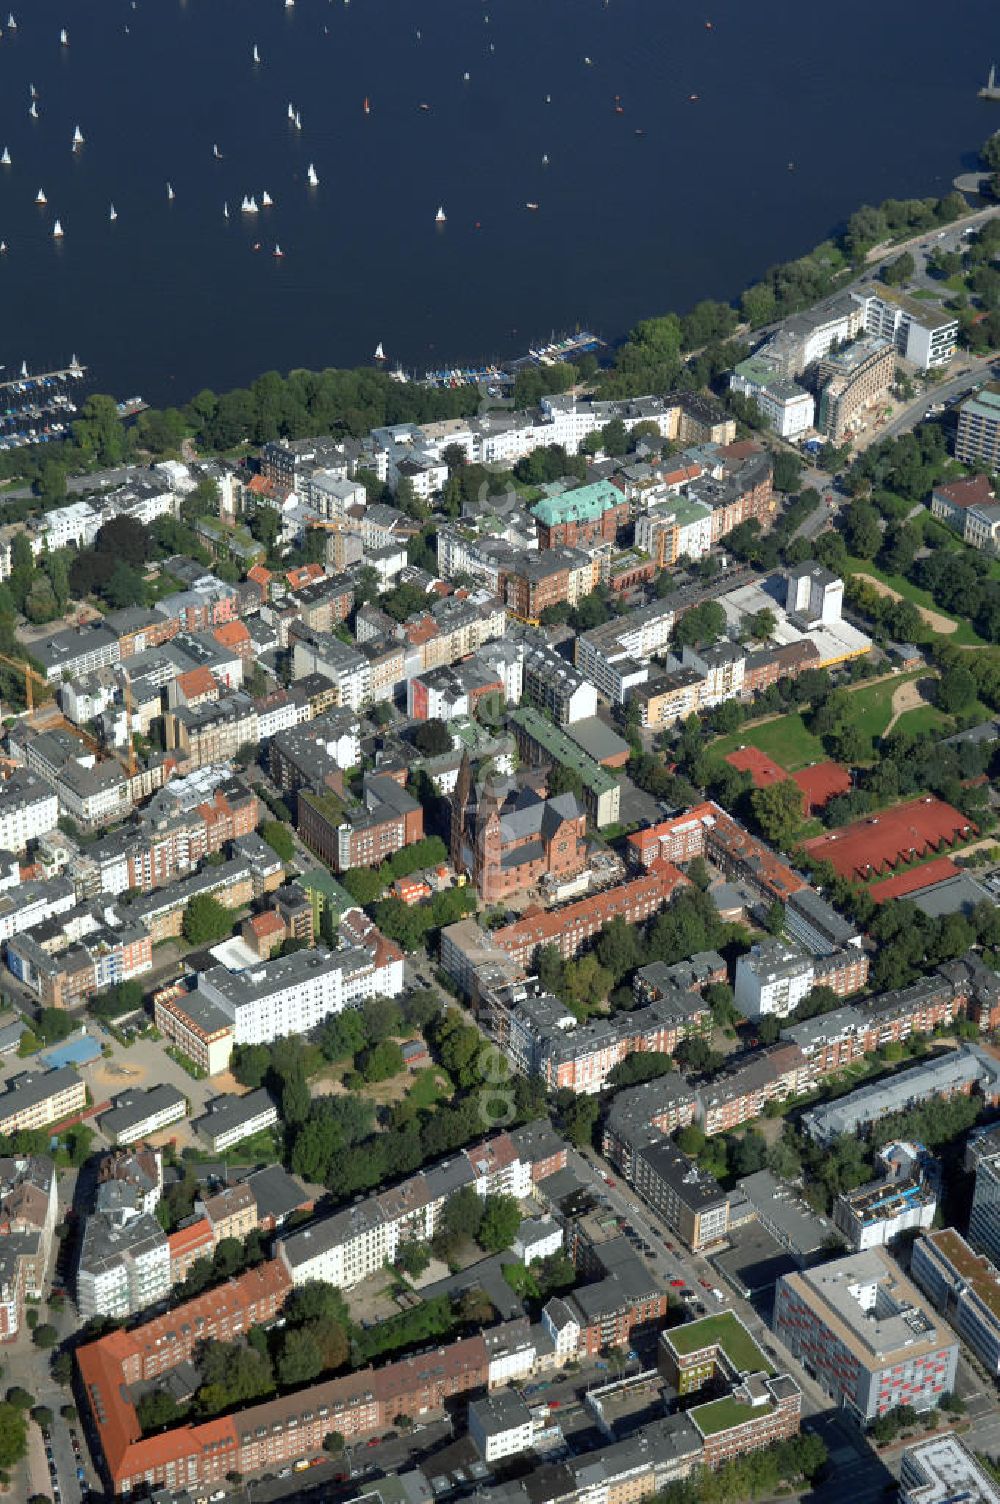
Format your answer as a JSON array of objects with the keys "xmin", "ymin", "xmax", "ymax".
[{"xmin": 670, "ymin": 1279, "xmax": 685, "ymax": 1288}]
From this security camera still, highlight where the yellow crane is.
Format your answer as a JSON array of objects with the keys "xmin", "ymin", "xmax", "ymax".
[{"xmin": 0, "ymin": 651, "xmax": 51, "ymax": 713}]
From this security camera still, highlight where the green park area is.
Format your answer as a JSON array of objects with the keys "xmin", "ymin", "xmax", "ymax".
[
  {"xmin": 710, "ymin": 671, "xmax": 926, "ymax": 772},
  {"xmin": 841, "ymin": 555, "xmax": 986, "ymax": 647}
]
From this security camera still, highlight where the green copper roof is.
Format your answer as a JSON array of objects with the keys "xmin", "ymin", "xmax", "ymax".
[{"xmin": 531, "ymin": 479, "xmax": 623, "ymax": 527}]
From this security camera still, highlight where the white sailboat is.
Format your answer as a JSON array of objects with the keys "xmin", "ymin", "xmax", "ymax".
[
  {"xmin": 294, "ymin": 111, "xmax": 302, "ymax": 130},
  {"xmin": 166, "ymin": 183, "xmax": 175, "ymax": 200},
  {"xmin": 109, "ymin": 203, "xmax": 117, "ymax": 221},
  {"xmin": 0, "ymin": 243, "xmax": 6, "ymax": 255},
  {"xmin": 52, "ymin": 219, "xmax": 63, "ymax": 238},
  {"xmin": 8, "ymin": 15, "xmax": 16, "ymax": 28},
  {"xmin": 35, "ymin": 188, "xmax": 46, "ymax": 204},
  {"xmin": 20, "ymin": 360, "xmax": 27, "ymax": 378},
  {"xmin": 261, "ymin": 190, "xmax": 273, "ymax": 207},
  {"xmin": 29, "ymin": 83, "xmax": 36, "ymax": 97},
  {"xmin": 374, "ymin": 342, "xmax": 386, "ymax": 360},
  {"xmin": 60, "ymin": 27, "xmax": 68, "ymax": 46},
  {"xmin": 28, "ymin": 101, "xmax": 38, "ymax": 119},
  {"xmin": 542, "ymin": 153, "xmax": 549, "ymax": 165},
  {"xmin": 252, "ymin": 42, "xmax": 261, "ymax": 64},
  {"xmin": 0, "ymin": 149, "xmax": 9, "ymax": 167},
  {"xmin": 72, "ymin": 124, "xmax": 84, "ymax": 148},
  {"xmin": 213, "ymin": 143, "xmax": 222, "ymax": 159},
  {"xmin": 223, "ymin": 201, "xmax": 229, "ymax": 219},
  {"xmin": 306, "ymin": 163, "xmax": 319, "ymax": 186},
  {"xmin": 273, "ymin": 243, "xmax": 284, "ymax": 258},
  {"xmin": 435, "ymin": 205, "xmax": 446, "ymax": 223},
  {"xmin": 285, "ymin": 0, "xmax": 294, "ymax": 8},
  {"xmin": 287, "ymin": 101, "xmax": 295, "ymax": 120},
  {"xmin": 241, "ymin": 195, "xmax": 259, "ymax": 214}
]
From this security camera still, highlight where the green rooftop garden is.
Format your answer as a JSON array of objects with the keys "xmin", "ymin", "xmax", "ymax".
[
  {"xmin": 691, "ymin": 1394, "xmax": 776, "ymax": 1436},
  {"xmin": 665, "ymin": 1312, "xmax": 773, "ymax": 1375}
]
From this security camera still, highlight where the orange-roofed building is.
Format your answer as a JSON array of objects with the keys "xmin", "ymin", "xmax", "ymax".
[
  {"xmin": 247, "ymin": 563, "xmax": 273, "ymax": 598},
  {"xmin": 393, "ymin": 875, "xmax": 431, "ymax": 906},
  {"xmin": 174, "ymin": 665, "xmax": 219, "ymax": 708},
  {"xmin": 246, "ymin": 474, "xmax": 276, "ymax": 499},
  {"xmin": 213, "ymin": 619, "xmax": 253, "ymax": 660},
  {"xmin": 285, "ymin": 562, "xmax": 325, "ymax": 592},
  {"xmin": 242, "ymin": 909, "xmax": 287, "ymax": 959},
  {"xmin": 166, "ymin": 1217, "xmax": 214, "ymax": 1283}
]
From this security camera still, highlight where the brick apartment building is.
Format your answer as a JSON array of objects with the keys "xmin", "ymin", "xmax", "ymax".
[
  {"xmin": 488, "ymin": 865, "xmax": 691, "ymax": 968},
  {"xmin": 450, "ymin": 760, "xmax": 588, "ymax": 904}
]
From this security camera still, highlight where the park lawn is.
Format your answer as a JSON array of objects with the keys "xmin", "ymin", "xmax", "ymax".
[
  {"xmin": 711, "ymin": 671, "xmax": 922, "ymax": 771},
  {"xmin": 892, "ymin": 704, "xmax": 952, "ymax": 738},
  {"xmin": 845, "ymin": 670, "xmax": 922, "ymax": 751},
  {"xmin": 842, "ymin": 555, "xmax": 986, "ymax": 646},
  {"xmin": 406, "ymin": 1066, "xmax": 454, "ymax": 1112},
  {"xmin": 710, "ymin": 714, "xmax": 825, "ymax": 772}
]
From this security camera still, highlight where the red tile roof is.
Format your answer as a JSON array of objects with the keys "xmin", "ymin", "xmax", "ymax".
[
  {"xmin": 248, "ymin": 911, "xmax": 286, "ymax": 937},
  {"xmin": 869, "ymin": 857, "xmax": 962, "ymax": 905},
  {"xmin": 177, "ymin": 666, "xmax": 218, "ymax": 700},
  {"xmin": 285, "ymin": 563, "xmax": 325, "ymax": 591},
  {"xmin": 166, "ymin": 1217, "xmax": 213, "ymax": 1257},
  {"xmin": 213, "ymin": 620, "xmax": 251, "ymax": 650},
  {"xmin": 247, "ymin": 564, "xmax": 273, "ymax": 587},
  {"xmin": 934, "ymin": 474, "xmax": 994, "ymax": 510},
  {"xmin": 803, "ymin": 797, "xmax": 977, "ymax": 882}
]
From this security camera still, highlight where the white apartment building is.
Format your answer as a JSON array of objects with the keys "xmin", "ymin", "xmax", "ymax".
[
  {"xmin": 76, "ymin": 1212, "xmax": 171, "ymax": 1320},
  {"xmin": 40, "ymin": 500, "xmax": 103, "ymax": 551},
  {"xmin": 730, "ymin": 357, "xmax": 816, "ymax": 439},
  {"xmin": 291, "ymin": 636, "xmax": 371, "ymax": 710},
  {"xmin": 468, "ymin": 1392, "xmax": 536, "ymax": 1463},
  {"xmin": 634, "ymin": 496, "xmax": 713, "ymax": 564},
  {"xmin": 303, "ymin": 471, "xmax": 366, "ymax": 520},
  {"xmin": 575, "ymin": 599, "xmax": 675, "ymax": 703},
  {"xmin": 852, "ymin": 288, "xmax": 958, "ymax": 371},
  {"xmin": 0, "ymin": 877, "xmax": 76, "ymax": 945},
  {"xmin": 900, "ymin": 1438, "xmax": 1000, "ymax": 1504},
  {"xmin": 100, "ymin": 1085, "xmax": 188, "ymax": 1146},
  {"xmin": 735, "ymin": 940, "xmax": 815, "ymax": 1019},
  {"xmin": 280, "ymin": 1130, "xmax": 542, "ymax": 1290},
  {"xmin": 255, "ymin": 691, "xmax": 311, "ymax": 741},
  {"xmin": 0, "ymin": 771, "xmax": 59, "ymax": 853},
  {"xmin": 196, "ymin": 945, "xmax": 379, "ymax": 1045}
]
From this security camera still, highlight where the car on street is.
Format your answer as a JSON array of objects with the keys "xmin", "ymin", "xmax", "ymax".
[
  {"xmin": 670, "ymin": 1278, "xmax": 685, "ymax": 1287},
  {"xmin": 699, "ymin": 1280, "xmax": 711, "ymax": 1289}
]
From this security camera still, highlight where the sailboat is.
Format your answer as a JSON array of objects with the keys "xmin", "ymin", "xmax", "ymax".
[
  {"xmin": 363, "ymin": 96, "xmax": 371, "ymax": 114},
  {"xmin": 261, "ymin": 190, "xmax": 273, "ymax": 207},
  {"xmin": 0, "ymin": 243, "xmax": 6, "ymax": 255},
  {"xmin": 242, "ymin": 195, "xmax": 259, "ymax": 214},
  {"xmin": 287, "ymin": 101, "xmax": 295, "ymax": 120},
  {"xmin": 7, "ymin": 14, "xmax": 15, "ymax": 28},
  {"xmin": 252, "ymin": 42, "xmax": 261, "ymax": 64},
  {"xmin": 980, "ymin": 64, "xmax": 1000, "ymax": 102},
  {"xmin": 285, "ymin": 0, "xmax": 294, "ymax": 8},
  {"xmin": 72, "ymin": 124, "xmax": 84, "ymax": 148},
  {"xmin": 273, "ymin": 243, "xmax": 284, "ymax": 258},
  {"xmin": 109, "ymin": 203, "xmax": 117, "ymax": 221},
  {"xmin": 223, "ymin": 201, "xmax": 229, "ymax": 219},
  {"xmin": 35, "ymin": 188, "xmax": 46, "ymax": 204},
  {"xmin": 374, "ymin": 342, "xmax": 386, "ymax": 360},
  {"xmin": 294, "ymin": 111, "xmax": 302, "ymax": 130},
  {"xmin": 435, "ymin": 205, "xmax": 446, "ymax": 223},
  {"xmin": 52, "ymin": 219, "xmax": 63, "ymax": 238},
  {"xmin": 213, "ymin": 143, "xmax": 222, "ymax": 159},
  {"xmin": 541, "ymin": 153, "xmax": 549, "ymax": 165},
  {"xmin": 166, "ymin": 182, "xmax": 175, "ymax": 200},
  {"xmin": 0, "ymin": 149, "xmax": 9, "ymax": 166},
  {"xmin": 463, "ymin": 71, "xmax": 471, "ymax": 82},
  {"xmin": 60, "ymin": 27, "xmax": 68, "ymax": 46},
  {"xmin": 28, "ymin": 101, "xmax": 38, "ymax": 119},
  {"xmin": 306, "ymin": 163, "xmax": 319, "ymax": 186}
]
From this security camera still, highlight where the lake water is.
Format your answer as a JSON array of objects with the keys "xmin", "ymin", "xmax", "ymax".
[{"xmin": 0, "ymin": 0, "xmax": 996, "ymax": 405}]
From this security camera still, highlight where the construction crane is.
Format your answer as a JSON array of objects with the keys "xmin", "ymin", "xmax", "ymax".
[
  {"xmin": 0, "ymin": 652, "xmax": 51, "ymax": 713},
  {"xmin": 0, "ymin": 651, "xmax": 136, "ymax": 776}
]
